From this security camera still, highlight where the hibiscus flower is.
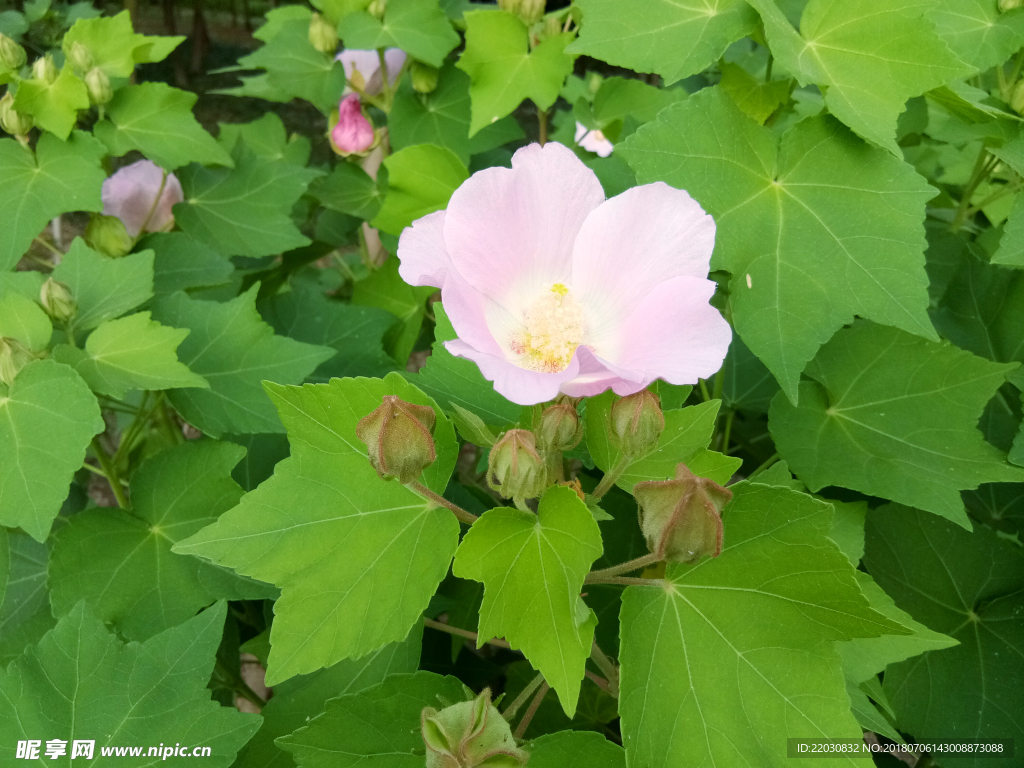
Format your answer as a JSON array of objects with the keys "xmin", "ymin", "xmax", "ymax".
[{"xmin": 101, "ymin": 160, "xmax": 183, "ymax": 238}]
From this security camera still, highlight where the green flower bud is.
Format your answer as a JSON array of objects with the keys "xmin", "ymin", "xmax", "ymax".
[
  {"xmin": 536, "ymin": 398, "xmax": 582, "ymax": 452},
  {"xmin": 609, "ymin": 389, "xmax": 664, "ymax": 457},
  {"xmin": 1000, "ymin": 0, "xmax": 1024, "ymax": 11},
  {"xmin": 0, "ymin": 33, "xmax": 27, "ymax": 72},
  {"xmin": 367, "ymin": 0, "xmax": 387, "ymax": 19},
  {"xmin": 356, "ymin": 395, "xmax": 437, "ymax": 483},
  {"xmin": 498, "ymin": 0, "xmax": 544, "ymax": 26},
  {"xmin": 410, "ymin": 61, "xmax": 439, "ymax": 94},
  {"xmin": 39, "ymin": 278, "xmax": 76, "ymax": 323},
  {"xmin": 84, "ymin": 67, "xmax": 112, "ymax": 105},
  {"xmin": 634, "ymin": 463, "xmax": 732, "ymax": 563},
  {"xmin": 31, "ymin": 54, "xmax": 58, "ymax": 85},
  {"xmin": 308, "ymin": 13, "xmax": 338, "ymax": 56},
  {"xmin": 487, "ymin": 429, "xmax": 545, "ymax": 504},
  {"xmin": 0, "ymin": 91, "xmax": 33, "ymax": 137},
  {"xmin": 421, "ymin": 689, "xmax": 528, "ymax": 768},
  {"xmin": 67, "ymin": 40, "xmax": 94, "ymax": 72},
  {"xmin": 1011, "ymin": 80, "xmax": 1024, "ymax": 116},
  {"xmin": 0, "ymin": 337, "xmax": 34, "ymax": 386},
  {"xmin": 84, "ymin": 213, "xmax": 133, "ymax": 258}
]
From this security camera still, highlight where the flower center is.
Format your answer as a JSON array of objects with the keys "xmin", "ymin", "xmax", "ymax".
[{"xmin": 509, "ymin": 283, "xmax": 584, "ymax": 373}]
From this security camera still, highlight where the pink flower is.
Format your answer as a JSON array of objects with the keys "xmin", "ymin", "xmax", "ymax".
[
  {"xmin": 575, "ymin": 122, "xmax": 614, "ymax": 157},
  {"xmin": 101, "ymin": 160, "xmax": 184, "ymax": 238},
  {"xmin": 335, "ymin": 48, "xmax": 406, "ymax": 96},
  {"xmin": 397, "ymin": 142, "xmax": 731, "ymax": 405},
  {"xmin": 330, "ymin": 93, "xmax": 375, "ymax": 154}
]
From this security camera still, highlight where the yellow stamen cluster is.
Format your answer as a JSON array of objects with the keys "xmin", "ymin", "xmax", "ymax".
[{"xmin": 510, "ymin": 283, "xmax": 584, "ymax": 373}]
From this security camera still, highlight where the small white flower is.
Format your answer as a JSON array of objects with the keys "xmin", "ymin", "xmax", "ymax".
[{"xmin": 575, "ymin": 121, "xmax": 614, "ymax": 157}]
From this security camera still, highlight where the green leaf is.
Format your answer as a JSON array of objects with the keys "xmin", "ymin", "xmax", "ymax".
[
  {"xmin": 0, "ymin": 132, "xmax": 105, "ymax": 270},
  {"xmin": 12, "ymin": 64, "xmax": 89, "ymax": 140},
  {"xmin": 389, "ymin": 63, "xmax": 525, "ymax": 165},
  {"xmin": 49, "ymin": 441, "xmax": 275, "ymax": 641},
  {"xmin": 618, "ymin": 482, "xmax": 906, "ymax": 768},
  {"xmin": 586, "ymin": 392, "xmax": 741, "ymax": 491},
  {"xmin": 526, "ymin": 731, "xmax": 625, "ymax": 768},
  {"xmin": 141, "ymin": 232, "xmax": 235, "ymax": 295},
  {"xmin": 457, "ymin": 10, "xmax": 575, "ymax": 136},
  {"xmin": 0, "ymin": 272, "xmax": 45, "ymax": 302},
  {"xmin": 964, "ymin": 482, "xmax": 1024, "ymax": 536},
  {"xmin": 0, "ymin": 531, "xmax": 55, "ymax": 665},
  {"xmin": 278, "ymin": 671, "xmax": 470, "ymax": 767},
  {"xmin": 338, "ymin": 0, "xmax": 460, "ymax": 68},
  {"xmin": 218, "ymin": 112, "xmax": 311, "ymax": 166},
  {"xmin": 567, "ymin": 0, "xmax": 757, "ymax": 84},
  {"xmin": 0, "ymin": 291, "xmax": 51, "ymax": 351},
  {"xmin": 453, "ymin": 486, "xmax": 603, "ymax": 716},
  {"xmin": 720, "ymin": 62, "xmax": 792, "ymax": 124},
  {"xmin": 0, "ymin": 360, "xmax": 103, "ymax": 542},
  {"xmin": 993, "ymin": 193, "xmax": 1024, "ymax": 267},
  {"xmin": 409, "ymin": 303, "xmax": 522, "ymax": 427},
  {"xmin": 768, "ymin": 322, "xmax": 1024, "ymax": 527},
  {"xmin": 747, "ymin": 0, "xmax": 969, "ymax": 153},
  {"xmin": 309, "ymin": 162, "xmax": 383, "ymax": 221},
  {"xmin": 0, "ymin": 601, "xmax": 260, "ymax": 764},
  {"xmin": 94, "ymin": 83, "xmax": 234, "ymax": 170},
  {"xmin": 52, "ymin": 312, "xmax": 208, "ymax": 398},
  {"xmin": 371, "ymin": 144, "xmax": 468, "ymax": 236},
  {"xmin": 175, "ymin": 144, "xmax": 322, "ymax": 258},
  {"xmin": 864, "ymin": 504, "xmax": 1024, "ymax": 750},
  {"xmin": 622, "ymin": 88, "xmax": 938, "ymax": 399},
  {"xmin": 351, "ymin": 257, "xmax": 435, "ymax": 366},
  {"xmin": 174, "ymin": 374, "xmax": 460, "ymax": 685},
  {"xmin": 716, "ymin": 331, "xmax": 780, "ymax": 413},
  {"xmin": 151, "ymin": 287, "xmax": 334, "ymax": 437},
  {"xmin": 51, "ymin": 238, "xmax": 154, "ymax": 331},
  {"xmin": 930, "ymin": 0, "xmax": 1024, "ymax": 73},
  {"xmin": 237, "ymin": 625, "xmax": 422, "ymax": 768},
  {"xmin": 63, "ymin": 11, "xmax": 183, "ymax": 77}
]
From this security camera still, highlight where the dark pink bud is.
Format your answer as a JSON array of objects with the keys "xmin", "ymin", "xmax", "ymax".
[{"xmin": 330, "ymin": 94, "xmax": 375, "ymax": 155}]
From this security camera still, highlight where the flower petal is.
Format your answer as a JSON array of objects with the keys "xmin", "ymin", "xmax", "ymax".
[
  {"xmin": 442, "ymin": 141, "xmax": 605, "ymax": 313},
  {"xmin": 590, "ymin": 276, "xmax": 731, "ymax": 387},
  {"xmin": 101, "ymin": 160, "xmax": 183, "ymax": 237},
  {"xmin": 572, "ymin": 182, "xmax": 715, "ymax": 342},
  {"xmin": 560, "ymin": 346, "xmax": 645, "ymax": 398},
  {"xmin": 397, "ymin": 210, "xmax": 452, "ymax": 288},
  {"xmin": 444, "ymin": 339, "xmax": 581, "ymax": 406}
]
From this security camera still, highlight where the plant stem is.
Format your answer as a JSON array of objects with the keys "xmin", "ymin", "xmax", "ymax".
[
  {"xmin": 745, "ymin": 452, "xmax": 779, "ymax": 481},
  {"xmin": 591, "ymin": 455, "xmax": 630, "ymax": 500},
  {"xmin": 112, "ymin": 391, "xmax": 152, "ymax": 467},
  {"xmin": 538, "ymin": 106, "xmax": 548, "ymax": 146},
  {"xmin": 584, "ymin": 670, "xmax": 612, "ymax": 693},
  {"xmin": 91, "ymin": 437, "xmax": 129, "ymax": 508},
  {"xmin": 951, "ymin": 146, "xmax": 994, "ymax": 232},
  {"xmin": 33, "ymin": 236, "xmax": 63, "ymax": 258},
  {"xmin": 585, "ymin": 575, "xmax": 666, "ymax": 586},
  {"xmin": 585, "ymin": 552, "xmax": 660, "ymax": 583},
  {"xmin": 503, "ymin": 672, "xmax": 545, "ymax": 721},
  {"xmin": 699, "ymin": 379, "xmax": 711, "ymax": 401},
  {"xmin": 422, "ymin": 617, "xmax": 512, "ymax": 649},
  {"xmin": 765, "ymin": 53, "xmax": 773, "ymax": 82},
  {"xmin": 589, "ymin": 641, "xmax": 619, "ymax": 697},
  {"xmin": 514, "ymin": 681, "xmax": 549, "ymax": 739},
  {"xmin": 407, "ymin": 480, "xmax": 479, "ymax": 524},
  {"xmin": 720, "ymin": 410, "xmax": 735, "ymax": 454}
]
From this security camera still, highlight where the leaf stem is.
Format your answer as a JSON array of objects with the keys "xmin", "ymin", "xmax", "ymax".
[
  {"xmin": 90, "ymin": 437, "xmax": 129, "ymax": 508},
  {"xmin": 538, "ymin": 106, "xmax": 548, "ymax": 146},
  {"xmin": 407, "ymin": 480, "xmax": 479, "ymax": 524},
  {"xmin": 32, "ymin": 236, "xmax": 63, "ymax": 259},
  {"xmin": 513, "ymin": 681, "xmax": 549, "ymax": 740},
  {"xmin": 584, "ymin": 575, "xmax": 666, "ymax": 587},
  {"xmin": 699, "ymin": 379, "xmax": 711, "ymax": 401},
  {"xmin": 584, "ymin": 552, "xmax": 660, "ymax": 584},
  {"xmin": 584, "ymin": 670, "xmax": 612, "ymax": 693},
  {"xmin": 745, "ymin": 452, "xmax": 779, "ymax": 481},
  {"xmin": 951, "ymin": 146, "xmax": 995, "ymax": 232},
  {"xmin": 591, "ymin": 455, "xmax": 630, "ymax": 500},
  {"xmin": 502, "ymin": 671, "xmax": 545, "ymax": 721},
  {"xmin": 589, "ymin": 641, "xmax": 619, "ymax": 697},
  {"xmin": 720, "ymin": 410, "xmax": 735, "ymax": 454},
  {"xmin": 422, "ymin": 617, "xmax": 512, "ymax": 649}
]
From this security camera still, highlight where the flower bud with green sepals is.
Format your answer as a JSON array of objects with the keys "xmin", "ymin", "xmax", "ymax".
[
  {"xmin": 421, "ymin": 689, "xmax": 528, "ymax": 768},
  {"xmin": 498, "ymin": 0, "xmax": 544, "ymax": 25},
  {"xmin": 39, "ymin": 279, "xmax": 76, "ymax": 324},
  {"xmin": 356, "ymin": 395, "xmax": 437, "ymax": 483},
  {"xmin": 536, "ymin": 396, "xmax": 582, "ymax": 453},
  {"xmin": 411, "ymin": 61, "xmax": 439, "ymax": 94},
  {"xmin": 0, "ymin": 337, "xmax": 34, "ymax": 386},
  {"xmin": 0, "ymin": 91, "xmax": 33, "ymax": 137},
  {"xmin": 31, "ymin": 55, "xmax": 58, "ymax": 85},
  {"xmin": 308, "ymin": 13, "xmax": 338, "ymax": 56},
  {"xmin": 609, "ymin": 389, "xmax": 664, "ymax": 457},
  {"xmin": 84, "ymin": 67, "xmax": 112, "ymax": 106},
  {"xmin": 0, "ymin": 34, "xmax": 26, "ymax": 72},
  {"xmin": 367, "ymin": 0, "xmax": 387, "ymax": 19},
  {"xmin": 1000, "ymin": 0, "xmax": 1024, "ymax": 11},
  {"xmin": 1012, "ymin": 80, "xmax": 1024, "ymax": 115},
  {"xmin": 84, "ymin": 214, "xmax": 133, "ymax": 258},
  {"xmin": 66, "ymin": 41, "xmax": 94, "ymax": 72},
  {"xmin": 634, "ymin": 463, "xmax": 732, "ymax": 563},
  {"xmin": 487, "ymin": 429, "xmax": 545, "ymax": 504}
]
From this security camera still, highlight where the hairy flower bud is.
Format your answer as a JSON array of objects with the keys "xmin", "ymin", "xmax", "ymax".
[
  {"xmin": 536, "ymin": 398, "xmax": 582, "ymax": 452},
  {"xmin": 31, "ymin": 55, "xmax": 58, "ymax": 85},
  {"xmin": 487, "ymin": 429, "xmax": 545, "ymax": 504},
  {"xmin": 39, "ymin": 278, "xmax": 76, "ymax": 323},
  {"xmin": 356, "ymin": 395, "xmax": 437, "ymax": 483},
  {"xmin": 84, "ymin": 67, "xmax": 112, "ymax": 105},
  {"xmin": 308, "ymin": 13, "xmax": 338, "ymax": 55},
  {"xmin": 67, "ymin": 40, "xmax": 94, "ymax": 72},
  {"xmin": 410, "ymin": 60, "xmax": 439, "ymax": 93},
  {"xmin": 84, "ymin": 214, "xmax": 133, "ymax": 258},
  {"xmin": 0, "ymin": 337, "xmax": 34, "ymax": 386},
  {"xmin": 0, "ymin": 34, "xmax": 27, "ymax": 72},
  {"xmin": 421, "ymin": 689, "xmax": 528, "ymax": 768},
  {"xmin": 610, "ymin": 389, "xmax": 664, "ymax": 457},
  {"xmin": 329, "ymin": 93, "xmax": 377, "ymax": 155},
  {"xmin": 0, "ymin": 91, "xmax": 33, "ymax": 137},
  {"xmin": 634, "ymin": 463, "xmax": 732, "ymax": 563}
]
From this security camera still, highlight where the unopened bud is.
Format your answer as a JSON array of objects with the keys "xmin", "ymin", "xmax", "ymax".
[
  {"xmin": 410, "ymin": 61, "xmax": 439, "ymax": 94},
  {"xmin": 0, "ymin": 34, "xmax": 27, "ymax": 72},
  {"xmin": 308, "ymin": 13, "xmax": 338, "ymax": 55},
  {"xmin": 84, "ymin": 67, "xmax": 112, "ymax": 105},
  {"xmin": 31, "ymin": 55, "xmax": 58, "ymax": 85},
  {"xmin": 1012, "ymin": 80, "xmax": 1024, "ymax": 115},
  {"xmin": 421, "ymin": 689, "xmax": 528, "ymax": 768},
  {"xmin": 0, "ymin": 337, "xmax": 34, "ymax": 386},
  {"xmin": 610, "ymin": 389, "xmax": 664, "ymax": 457},
  {"xmin": 498, "ymin": 0, "xmax": 544, "ymax": 25},
  {"xmin": 67, "ymin": 40, "xmax": 94, "ymax": 72},
  {"xmin": 536, "ymin": 397, "xmax": 582, "ymax": 452},
  {"xmin": 330, "ymin": 93, "xmax": 377, "ymax": 155},
  {"xmin": 39, "ymin": 278, "xmax": 76, "ymax": 323},
  {"xmin": 367, "ymin": 0, "xmax": 387, "ymax": 19},
  {"xmin": 0, "ymin": 91, "xmax": 33, "ymax": 137},
  {"xmin": 537, "ymin": 15, "xmax": 562, "ymax": 40},
  {"xmin": 84, "ymin": 214, "xmax": 133, "ymax": 258},
  {"xmin": 1000, "ymin": 0, "xmax": 1024, "ymax": 11},
  {"xmin": 487, "ymin": 429, "xmax": 545, "ymax": 504},
  {"xmin": 356, "ymin": 395, "xmax": 437, "ymax": 483},
  {"xmin": 634, "ymin": 463, "xmax": 732, "ymax": 563}
]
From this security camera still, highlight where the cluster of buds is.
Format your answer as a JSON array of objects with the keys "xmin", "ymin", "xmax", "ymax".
[
  {"xmin": 39, "ymin": 278, "xmax": 76, "ymax": 324},
  {"xmin": 356, "ymin": 395, "xmax": 438, "ymax": 483},
  {"xmin": 65, "ymin": 39, "xmax": 111, "ymax": 105},
  {"xmin": 610, "ymin": 389, "xmax": 665, "ymax": 457},
  {"xmin": 421, "ymin": 689, "xmax": 528, "ymax": 768},
  {"xmin": 634, "ymin": 463, "xmax": 732, "ymax": 563}
]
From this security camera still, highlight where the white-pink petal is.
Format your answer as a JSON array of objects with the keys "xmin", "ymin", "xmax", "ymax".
[
  {"xmin": 397, "ymin": 210, "xmax": 452, "ymax": 288},
  {"xmin": 574, "ymin": 122, "xmax": 614, "ymax": 157},
  {"xmin": 101, "ymin": 160, "xmax": 183, "ymax": 238},
  {"xmin": 444, "ymin": 339, "xmax": 581, "ymax": 405},
  {"xmin": 336, "ymin": 47, "xmax": 406, "ymax": 96}
]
